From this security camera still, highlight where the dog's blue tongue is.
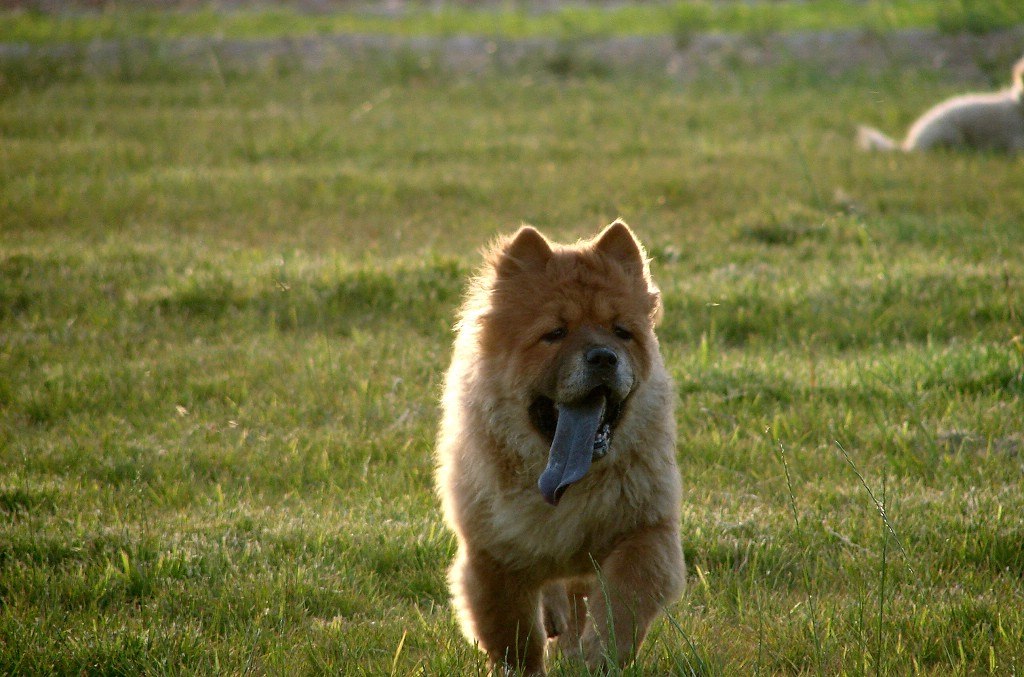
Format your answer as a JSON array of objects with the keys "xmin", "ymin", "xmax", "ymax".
[{"xmin": 538, "ymin": 393, "xmax": 606, "ymax": 506}]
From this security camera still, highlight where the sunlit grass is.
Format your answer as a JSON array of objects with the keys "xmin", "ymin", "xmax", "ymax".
[
  {"xmin": 2, "ymin": 27, "xmax": 1023, "ymax": 674},
  {"xmin": 1, "ymin": 0, "xmax": 1021, "ymax": 46}
]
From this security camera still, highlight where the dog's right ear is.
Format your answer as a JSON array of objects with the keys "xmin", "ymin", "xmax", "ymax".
[{"xmin": 495, "ymin": 226, "xmax": 552, "ymax": 277}]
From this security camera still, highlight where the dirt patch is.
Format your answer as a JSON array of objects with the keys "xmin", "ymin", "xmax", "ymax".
[{"xmin": 2, "ymin": 25, "xmax": 1022, "ymax": 81}]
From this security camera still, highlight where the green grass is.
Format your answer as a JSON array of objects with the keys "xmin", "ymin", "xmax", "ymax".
[
  {"xmin": 1, "ymin": 0, "xmax": 1022, "ymax": 46},
  {"xmin": 2, "ymin": 31, "xmax": 1024, "ymax": 675}
]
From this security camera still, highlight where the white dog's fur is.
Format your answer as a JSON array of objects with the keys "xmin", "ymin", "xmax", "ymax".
[{"xmin": 858, "ymin": 56, "xmax": 1024, "ymax": 153}]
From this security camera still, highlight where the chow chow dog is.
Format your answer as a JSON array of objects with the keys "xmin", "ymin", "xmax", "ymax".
[
  {"xmin": 858, "ymin": 56, "xmax": 1024, "ymax": 153},
  {"xmin": 435, "ymin": 221, "xmax": 684, "ymax": 674}
]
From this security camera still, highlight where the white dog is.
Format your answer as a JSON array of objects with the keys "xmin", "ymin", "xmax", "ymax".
[{"xmin": 858, "ymin": 56, "xmax": 1024, "ymax": 153}]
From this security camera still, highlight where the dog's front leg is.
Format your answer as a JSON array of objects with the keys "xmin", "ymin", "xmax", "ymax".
[
  {"xmin": 580, "ymin": 523, "xmax": 685, "ymax": 668},
  {"xmin": 451, "ymin": 548, "xmax": 546, "ymax": 675}
]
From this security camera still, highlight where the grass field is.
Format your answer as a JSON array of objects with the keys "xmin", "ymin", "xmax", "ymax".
[
  {"xmin": 3, "ymin": 0, "xmax": 1024, "ymax": 44},
  {"xmin": 2, "ymin": 7, "xmax": 1024, "ymax": 674}
]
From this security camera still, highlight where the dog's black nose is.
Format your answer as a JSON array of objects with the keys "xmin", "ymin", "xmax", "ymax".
[{"xmin": 586, "ymin": 346, "xmax": 618, "ymax": 370}]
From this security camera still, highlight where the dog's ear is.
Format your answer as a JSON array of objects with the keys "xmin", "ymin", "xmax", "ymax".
[
  {"xmin": 595, "ymin": 220, "xmax": 662, "ymax": 322},
  {"xmin": 594, "ymin": 219, "xmax": 646, "ymax": 277},
  {"xmin": 495, "ymin": 226, "xmax": 552, "ymax": 277}
]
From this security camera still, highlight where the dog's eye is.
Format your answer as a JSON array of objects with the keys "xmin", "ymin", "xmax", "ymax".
[
  {"xmin": 613, "ymin": 325, "xmax": 633, "ymax": 341},
  {"xmin": 541, "ymin": 327, "xmax": 567, "ymax": 343}
]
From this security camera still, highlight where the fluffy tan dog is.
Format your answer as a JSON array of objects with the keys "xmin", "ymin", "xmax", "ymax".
[
  {"xmin": 858, "ymin": 56, "xmax": 1024, "ymax": 152},
  {"xmin": 435, "ymin": 221, "xmax": 684, "ymax": 674}
]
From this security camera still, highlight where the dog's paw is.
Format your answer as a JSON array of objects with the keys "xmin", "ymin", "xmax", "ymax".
[{"xmin": 551, "ymin": 634, "xmax": 584, "ymax": 661}]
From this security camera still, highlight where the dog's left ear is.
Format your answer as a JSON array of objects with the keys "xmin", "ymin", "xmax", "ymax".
[
  {"xmin": 595, "ymin": 220, "xmax": 663, "ymax": 323},
  {"xmin": 594, "ymin": 219, "xmax": 647, "ymax": 277}
]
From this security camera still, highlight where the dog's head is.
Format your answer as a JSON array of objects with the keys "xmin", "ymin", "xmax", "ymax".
[{"xmin": 471, "ymin": 220, "xmax": 663, "ymax": 505}]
